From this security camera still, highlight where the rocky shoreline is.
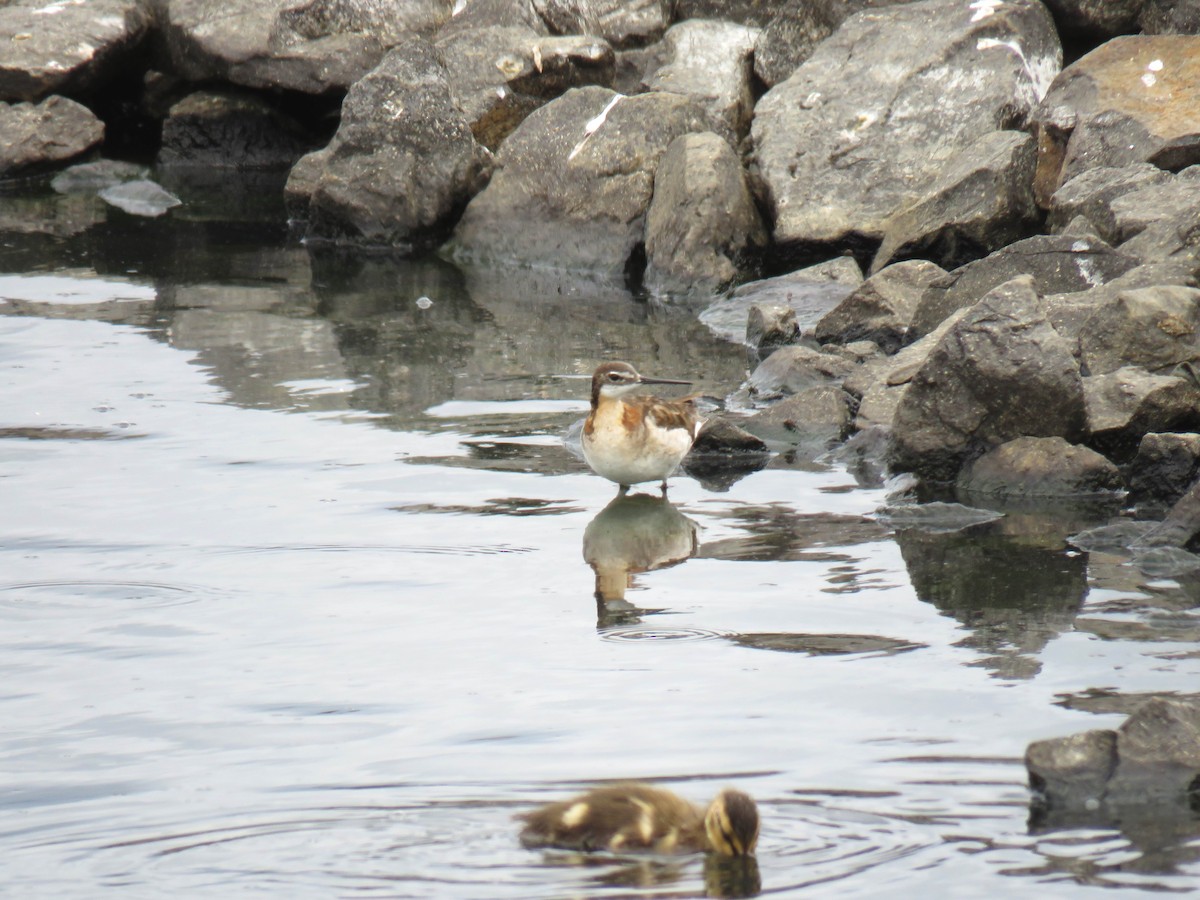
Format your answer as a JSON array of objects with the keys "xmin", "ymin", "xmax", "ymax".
[{"xmin": 7, "ymin": 0, "xmax": 1200, "ymax": 524}]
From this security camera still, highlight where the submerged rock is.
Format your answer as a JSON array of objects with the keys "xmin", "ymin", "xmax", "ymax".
[
  {"xmin": 643, "ymin": 132, "xmax": 767, "ymax": 295},
  {"xmin": 99, "ymin": 180, "xmax": 183, "ymax": 217},
  {"xmin": 448, "ymin": 86, "xmax": 707, "ymax": 275},
  {"xmin": 51, "ymin": 160, "xmax": 149, "ymax": 194},
  {"xmin": 891, "ymin": 276, "xmax": 1087, "ymax": 483},
  {"xmin": 751, "ymin": 0, "xmax": 1060, "ymax": 252}
]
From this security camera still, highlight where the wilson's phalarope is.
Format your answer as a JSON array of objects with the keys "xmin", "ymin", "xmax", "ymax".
[{"xmin": 581, "ymin": 361, "xmax": 702, "ymax": 493}]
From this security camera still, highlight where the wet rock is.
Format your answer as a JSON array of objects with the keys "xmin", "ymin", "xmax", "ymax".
[
  {"xmin": 51, "ymin": 160, "xmax": 148, "ymax": 194},
  {"xmin": 159, "ymin": 90, "xmax": 312, "ymax": 169},
  {"xmin": 644, "ymin": 132, "xmax": 767, "ymax": 295},
  {"xmin": 1033, "ymin": 36, "xmax": 1200, "ymax": 205},
  {"xmin": 746, "ymin": 304, "xmax": 797, "ymax": 351},
  {"xmin": 292, "ymin": 39, "xmax": 492, "ymax": 247},
  {"xmin": 99, "ymin": 180, "xmax": 183, "ymax": 217},
  {"xmin": 1083, "ymin": 367, "xmax": 1200, "ymax": 458},
  {"xmin": 435, "ymin": 26, "xmax": 615, "ymax": 151},
  {"xmin": 751, "ymin": 0, "xmax": 914, "ymax": 88},
  {"xmin": 909, "ymin": 233, "xmax": 1138, "ymax": 340},
  {"xmin": 690, "ymin": 417, "xmax": 768, "ymax": 455},
  {"xmin": 1026, "ymin": 697, "xmax": 1200, "ymax": 813},
  {"xmin": 746, "ymin": 345, "xmax": 857, "ymax": 400},
  {"xmin": 876, "ymin": 501, "xmax": 1005, "ymax": 534},
  {"xmin": 532, "ymin": 0, "xmax": 669, "ymax": 47},
  {"xmin": 742, "ymin": 385, "xmax": 852, "ymax": 445},
  {"xmin": 751, "ymin": 0, "xmax": 1060, "ymax": 252},
  {"xmin": 0, "ymin": 96, "xmax": 104, "ymax": 179},
  {"xmin": 1076, "ymin": 285, "xmax": 1200, "ymax": 376},
  {"xmin": 1141, "ymin": 474, "xmax": 1200, "ymax": 546},
  {"xmin": 683, "ymin": 418, "xmax": 770, "ymax": 491},
  {"xmin": 1141, "ymin": 0, "xmax": 1200, "ymax": 33},
  {"xmin": 698, "ymin": 259, "xmax": 861, "ymax": 344},
  {"xmin": 641, "ymin": 19, "xmax": 758, "ymax": 143},
  {"xmin": 814, "ymin": 260, "xmax": 946, "ymax": 353},
  {"xmin": 1046, "ymin": 163, "xmax": 1172, "ymax": 241},
  {"xmin": 1040, "ymin": 0, "xmax": 1144, "ymax": 40},
  {"xmin": 1128, "ymin": 432, "xmax": 1200, "ymax": 506},
  {"xmin": 872, "ymin": 130, "xmax": 1039, "ymax": 274},
  {"xmin": 448, "ymin": 87, "xmax": 706, "ymax": 275},
  {"xmin": 161, "ymin": 0, "xmax": 454, "ymax": 94},
  {"xmin": 0, "ymin": 0, "xmax": 152, "ymax": 102},
  {"xmin": 956, "ymin": 437, "xmax": 1123, "ymax": 498},
  {"xmin": 891, "ymin": 276, "xmax": 1087, "ymax": 483}
]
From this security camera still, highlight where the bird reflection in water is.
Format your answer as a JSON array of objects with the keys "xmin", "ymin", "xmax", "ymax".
[
  {"xmin": 582, "ymin": 492, "xmax": 699, "ymax": 627},
  {"xmin": 541, "ymin": 851, "xmax": 761, "ymax": 898}
]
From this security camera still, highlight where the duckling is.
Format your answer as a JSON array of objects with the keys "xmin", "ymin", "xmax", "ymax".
[{"xmin": 518, "ymin": 784, "xmax": 759, "ymax": 857}]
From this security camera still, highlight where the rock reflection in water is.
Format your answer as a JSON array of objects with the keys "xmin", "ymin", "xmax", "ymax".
[
  {"xmin": 582, "ymin": 493, "xmax": 698, "ymax": 626},
  {"xmin": 894, "ymin": 516, "xmax": 1088, "ymax": 679}
]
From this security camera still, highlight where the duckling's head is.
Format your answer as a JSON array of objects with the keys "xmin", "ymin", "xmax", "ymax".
[
  {"xmin": 703, "ymin": 789, "xmax": 759, "ymax": 857},
  {"xmin": 591, "ymin": 361, "xmax": 690, "ymax": 405}
]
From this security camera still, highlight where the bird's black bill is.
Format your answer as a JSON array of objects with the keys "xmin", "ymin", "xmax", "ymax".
[{"xmin": 639, "ymin": 376, "xmax": 692, "ymax": 386}]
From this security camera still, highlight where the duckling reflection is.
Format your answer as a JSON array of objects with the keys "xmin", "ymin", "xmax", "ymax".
[{"xmin": 582, "ymin": 492, "xmax": 699, "ymax": 621}]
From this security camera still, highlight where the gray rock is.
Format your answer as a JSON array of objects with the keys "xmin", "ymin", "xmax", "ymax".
[
  {"xmin": 815, "ymin": 259, "xmax": 946, "ymax": 353},
  {"xmin": 1027, "ymin": 697, "xmax": 1200, "ymax": 813},
  {"xmin": 641, "ymin": 19, "xmax": 758, "ymax": 143},
  {"xmin": 99, "ymin": 180, "xmax": 183, "ymax": 217},
  {"xmin": 0, "ymin": 0, "xmax": 151, "ymax": 102},
  {"xmin": 891, "ymin": 276, "xmax": 1087, "ymax": 482},
  {"xmin": 1118, "ymin": 204, "xmax": 1200, "ymax": 266},
  {"xmin": 159, "ymin": 90, "xmax": 311, "ymax": 169},
  {"xmin": 742, "ymin": 385, "xmax": 852, "ymax": 445},
  {"xmin": 690, "ymin": 417, "xmax": 769, "ymax": 454},
  {"xmin": 296, "ymin": 39, "xmax": 493, "ymax": 247},
  {"xmin": 1084, "ymin": 367, "xmax": 1200, "ymax": 456},
  {"xmin": 1046, "ymin": 163, "xmax": 1172, "ymax": 241},
  {"xmin": 1141, "ymin": 474, "xmax": 1200, "ymax": 546},
  {"xmin": 643, "ymin": 132, "xmax": 767, "ymax": 295},
  {"xmin": 0, "ymin": 96, "xmax": 104, "ymax": 178},
  {"xmin": 910, "ymin": 233, "xmax": 1138, "ymax": 340},
  {"xmin": 1107, "ymin": 167, "xmax": 1200, "ymax": 244},
  {"xmin": 698, "ymin": 259, "xmax": 861, "ymax": 344},
  {"xmin": 1141, "ymin": 0, "xmax": 1200, "ymax": 32},
  {"xmin": 161, "ymin": 0, "xmax": 454, "ymax": 95},
  {"xmin": 746, "ymin": 345, "xmax": 857, "ymax": 400},
  {"xmin": 1033, "ymin": 36, "xmax": 1200, "ymax": 203},
  {"xmin": 875, "ymin": 501, "xmax": 1005, "ymax": 533},
  {"xmin": 532, "ymin": 0, "xmax": 669, "ymax": 46},
  {"xmin": 437, "ymin": 26, "xmax": 615, "ymax": 150},
  {"xmin": 956, "ymin": 436, "xmax": 1123, "ymax": 497},
  {"xmin": 1040, "ymin": 0, "xmax": 1144, "ymax": 38},
  {"xmin": 751, "ymin": 0, "xmax": 1060, "ymax": 251},
  {"xmin": 438, "ymin": 0, "xmax": 547, "ymax": 36},
  {"xmin": 872, "ymin": 131, "xmax": 1039, "ymax": 273},
  {"xmin": 51, "ymin": 160, "xmax": 149, "ymax": 194},
  {"xmin": 448, "ymin": 86, "xmax": 706, "ymax": 275},
  {"xmin": 746, "ymin": 304, "xmax": 798, "ymax": 351},
  {"xmin": 674, "ymin": 0, "xmax": 776, "ymax": 26},
  {"xmin": 1129, "ymin": 432, "xmax": 1200, "ymax": 506},
  {"xmin": 751, "ymin": 0, "xmax": 913, "ymax": 88},
  {"xmin": 1076, "ymin": 285, "xmax": 1200, "ymax": 376}
]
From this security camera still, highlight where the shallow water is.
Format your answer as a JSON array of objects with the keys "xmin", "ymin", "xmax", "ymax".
[{"xmin": 1, "ymin": 174, "xmax": 1198, "ymax": 898}]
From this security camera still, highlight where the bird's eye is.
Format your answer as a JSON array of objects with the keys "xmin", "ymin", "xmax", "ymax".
[{"xmin": 608, "ymin": 373, "xmax": 621, "ymax": 381}]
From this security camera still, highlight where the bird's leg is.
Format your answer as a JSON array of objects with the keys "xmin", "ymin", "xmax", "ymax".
[
  {"xmin": 659, "ymin": 479, "xmax": 668, "ymax": 497},
  {"xmin": 618, "ymin": 484, "xmax": 630, "ymax": 496}
]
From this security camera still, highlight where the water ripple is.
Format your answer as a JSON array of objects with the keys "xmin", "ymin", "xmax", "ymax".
[
  {"xmin": 0, "ymin": 580, "xmax": 205, "ymax": 612},
  {"xmin": 599, "ymin": 626, "xmax": 730, "ymax": 643}
]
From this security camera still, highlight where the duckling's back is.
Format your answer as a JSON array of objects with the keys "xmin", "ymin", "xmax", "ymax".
[{"xmin": 519, "ymin": 784, "xmax": 704, "ymax": 854}]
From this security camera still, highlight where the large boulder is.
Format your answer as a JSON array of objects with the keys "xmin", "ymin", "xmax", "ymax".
[
  {"xmin": 871, "ymin": 130, "xmax": 1039, "ymax": 273},
  {"xmin": 641, "ymin": 19, "xmax": 758, "ymax": 143},
  {"xmin": 0, "ymin": 0, "xmax": 152, "ymax": 102},
  {"xmin": 290, "ymin": 39, "xmax": 493, "ymax": 247},
  {"xmin": 751, "ymin": 0, "xmax": 1060, "ymax": 253},
  {"xmin": 890, "ymin": 276, "xmax": 1087, "ymax": 482},
  {"xmin": 956, "ymin": 436, "xmax": 1123, "ymax": 498},
  {"xmin": 1084, "ymin": 367, "xmax": 1200, "ymax": 457},
  {"xmin": 1129, "ymin": 432, "xmax": 1200, "ymax": 506},
  {"xmin": 643, "ymin": 132, "xmax": 767, "ymax": 295},
  {"xmin": 1033, "ymin": 36, "xmax": 1200, "ymax": 204},
  {"xmin": 447, "ymin": 86, "xmax": 707, "ymax": 276},
  {"xmin": 1046, "ymin": 164, "xmax": 1172, "ymax": 241},
  {"xmin": 1141, "ymin": 0, "xmax": 1200, "ymax": 33},
  {"xmin": 910, "ymin": 233, "xmax": 1138, "ymax": 340},
  {"xmin": 1075, "ymin": 285, "xmax": 1200, "ymax": 375},
  {"xmin": 0, "ymin": 96, "xmax": 104, "ymax": 178},
  {"xmin": 435, "ymin": 26, "xmax": 615, "ymax": 150},
  {"xmin": 160, "ymin": 0, "xmax": 454, "ymax": 95}
]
